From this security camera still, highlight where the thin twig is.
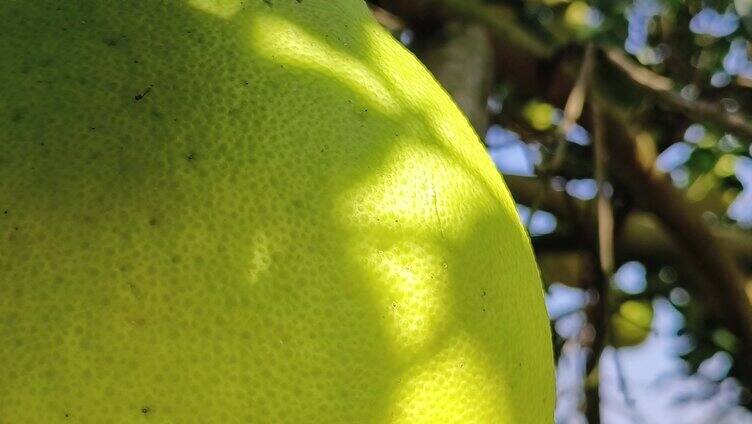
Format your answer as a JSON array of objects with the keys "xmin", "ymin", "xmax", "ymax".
[
  {"xmin": 528, "ymin": 45, "xmax": 596, "ymax": 235},
  {"xmin": 550, "ymin": 43, "xmax": 596, "ymax": 172},
  {"xmin": 612, "ymin": 350, "xmax": 638, "ymax": 415},
  {"xmin": 592, "ymin": 93, "xmax": 615, "ymax": 275},
  {"xmin": 612, "ymin": 350, "xmax": 634, "ymax": 407}
]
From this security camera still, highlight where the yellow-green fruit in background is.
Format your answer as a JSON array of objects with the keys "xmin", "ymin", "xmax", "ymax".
[
  {"xmin": 611, "ymin": 300, "xmax": 654, "ymax": 348},
  {"xmin": 0, "ymin": 0, "xmax": 554, "ymax": 422}
]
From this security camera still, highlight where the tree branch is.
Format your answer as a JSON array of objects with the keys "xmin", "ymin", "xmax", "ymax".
[
  {"xmin": 434, "ymin": 0, "xmax": 556, "ymax": 59},
  {"xmin": 601, "ymin": 45, "xmax": 752, "ymax": 140},
  {"xmin": 505, "ymin": 175, "xmax": 752, "ymax": 276},
  {"xmin": 547, "ymin": 43, "xmax": 596, "ymax": 173},
  {"xmin": 373, "ymin": 0, "xmax": 556, "ymax": 59},
  {"xmin": 418, "ymin": 23, "xmax": 494, "ymax": 132},
  {"xmin": 537, "ymin": 250, "xmax": 598, "ymax": 287},
  {"xmin": 585, "ymin": 93, "xmax": 609, "ymax": 424},
  {"xmin": 561, "ymin": 44, "xmax": 596, "ymax": 135}
]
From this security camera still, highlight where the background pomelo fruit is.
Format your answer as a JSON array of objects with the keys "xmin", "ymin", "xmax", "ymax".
[
  {"xmin": 0, "ymin": 0, "xmax": 554, "ymax": 422},
  {"xmin": 611, "ymin": 300, "xmax": 654, "ymax": 348}
]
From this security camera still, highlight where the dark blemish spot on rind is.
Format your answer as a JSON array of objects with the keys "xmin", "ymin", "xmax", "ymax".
[
  {"xmin": 134, "ymin": 85, "xmax": 153, "ymax": 102},
  {"xmin": 186, "ymin": 152, "xmax": 195, "ymax": 161},
  {"xmin": 148, "ymin": 217, "xmax": 158, "ymax": 226},
  {"xmin": 64, "ymin": 412, "xmax": 70, "ymax": 418},
  {"xmin": 141, "ymin": 406, "xmax": 150, "ymax": 414}
]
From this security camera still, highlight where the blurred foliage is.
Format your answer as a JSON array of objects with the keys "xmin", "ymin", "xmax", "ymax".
[{"xmin": 504, "ymin": 0, "xmax": 752, "ymax": 416}]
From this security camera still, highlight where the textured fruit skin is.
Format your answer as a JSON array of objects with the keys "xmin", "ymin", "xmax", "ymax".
[{"xmin": 0, "ymin": 0, "xmax": 554, "ymax": 422}]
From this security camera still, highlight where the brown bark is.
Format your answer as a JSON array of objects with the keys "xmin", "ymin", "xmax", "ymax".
[{"xmin": 418, "ymin": 24, "xmax": 494, "ymax": 133}]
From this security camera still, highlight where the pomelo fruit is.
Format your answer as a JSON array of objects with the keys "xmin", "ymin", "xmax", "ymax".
[
  {"xmin": 610, "ymin": 300, "xmax": 654, "ymax": 348},
  {"xmin": 0, "ymin": 0, "xmax": 554, "ymax": 422}
]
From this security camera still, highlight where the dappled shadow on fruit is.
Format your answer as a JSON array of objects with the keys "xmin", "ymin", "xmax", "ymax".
[{"xmin": 1, "ymin": 0, "xmax": 549, "ymax": 421}]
